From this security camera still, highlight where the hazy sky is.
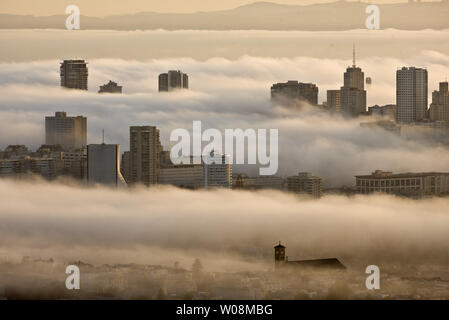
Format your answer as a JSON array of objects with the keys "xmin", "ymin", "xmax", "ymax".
[{"xmin": 1, "ymin": 0, "xmax": 413, "ymax": 16}]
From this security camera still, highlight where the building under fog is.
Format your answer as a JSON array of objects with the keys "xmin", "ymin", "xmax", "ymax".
[
  {"xmin": 340, "ymin": 47, "xmax": 366, "ymax": 117},
  {"xmin": 396, "ymin": 67, "xmax": 428, "ymax": 123},
  {"xmin": 203, "ymin": 151, "xmax": 232, "ymax": 189},
  {"xmin": 158, "ymin": 70, "xmax": 189, "ymax": 91},
  {"xmin": 271, "ymin": 81, "xmax": 318, "ymax": 105},
  {"xmin": 98, "ymin": 80, "xmax": 122, "ymax": 93},
  {"xmin": 45, "ymin": 112, "xmax": 87, "ymax": 151},
  {"xmin": 286, "ymin": 172, "xmax": 322, "ymax": 198},
  {"xmin": 60, "ymin": 60, "xmax": 88, "ymax": 90},
  {"xmin": 129, "ymin": 126, "xmax": 162, "ymax": 186},
  {"xmin": 87, "ymin": 143, "xmax": 126, "ymax": 186},
  {"xmin": 355, "ymin": 170, "xmax": 449, "ymax": 197},
  {"xmin": 429, "ymin": 82, "xmax": 449, "ymax": 122}
]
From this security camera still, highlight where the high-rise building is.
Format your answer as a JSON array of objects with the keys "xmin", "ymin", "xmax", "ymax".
[
  {"xmin": 356, "ymin": 169, "xmax": 449, "ymax": 197},
  {"xmin": 203, "ymin": 152, "xmax": 232, "ymax": 189},
  {"xmin": 60, "ymin": 60, "xmax": 88, "ymax": 90},
  {"xmin": 158, "ymin": 70, "xmax": 189, "ymax": 91},
  {"xmin": 286, "ymin": 172, "xmax": 322, "ymax": 198},
  {"xmin": 326, "ymin": 90, "xmax": 341, "ymax": 113},
  {"xmin": 129, "ymin": 126, "xmax": 162, "ymax": 186},
  {"xmin": 429, "ymin": 82, "xmax": 449, "ymax": 122},
  {"xmin": 87, "ymin": 144, "xmax": 125, "ymax": 186},
  {"xmin": 396, "ymin": 67, "xmax": 428, "ymax": 123},
  {"xmin": 98, "ymin": 80, "xmax": 122, "ymax": 93},
  {"xmin": 271, "ymin": 81, "xmax": 318, "ymax": 105},
  {"xmin": 340, "ymin": 45, "xmax": 367, "ymax": 116},
  {"xmin": 45, "ymin": 112, "xmax": 87, "ymax": 150}
]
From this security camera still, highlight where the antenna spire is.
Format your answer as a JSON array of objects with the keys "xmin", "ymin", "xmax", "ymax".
[
  {"xmin": 102, "ymin": 129, "xmax": 105, "ymax": 144},
  {"xmin": 352, "ymin": 42, "xmax": 356, "ymax": 67}
]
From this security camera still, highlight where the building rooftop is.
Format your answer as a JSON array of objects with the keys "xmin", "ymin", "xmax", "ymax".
[{"xmin": 356, "ymin": 170, "xmax": 449, "ymax": 179}]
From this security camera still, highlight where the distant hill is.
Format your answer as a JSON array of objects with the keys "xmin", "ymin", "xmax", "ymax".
[{"xmin": 1, "ymin": 1, "xmax": 449, "ymax": 30}]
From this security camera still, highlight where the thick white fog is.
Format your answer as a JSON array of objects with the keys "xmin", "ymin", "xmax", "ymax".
[{"xmin": 0, "ymin": 180, "xmax": 449, "ymax": 272}]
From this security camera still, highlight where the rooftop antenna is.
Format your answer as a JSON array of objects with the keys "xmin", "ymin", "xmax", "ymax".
[
  {"xmin": 102, "ymin": 129, "xmax": 105, "ymax": 144},
  {"xmin": 352, "ymin": 42, "xmax": 356, "ymax": 68}
]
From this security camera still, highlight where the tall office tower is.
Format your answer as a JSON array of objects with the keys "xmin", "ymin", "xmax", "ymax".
[
  {"xmin": 286, "ymin": 172, "xmax": 322, "ymax": 198},
  {"xmin": 429, "ymin": 82, "xmax": 449, "ymax": 122},
  {"xmin": 98, "ymin": 80, "xmax": 122, "ymax": 93},
  {"xmin": 340, "ymin": 45, "xmax": 367, "ymax": 116},
  {"xmin": 326, "ymin": 90, "xmax": 341, "ymax": 113},
  {"xmin": 396, "ymin": 67, "xmax": 428, "ymax": 123},
  {"xmin": 203, "ymin": 151, "xmax": 232, "ymax": 189},
  {"xmin": 87, "ymin": 144, "xmax": 125, "ymax": 186},
  {"xmin": 129, "ymin": 126, "xmax": 162, "ymax": 186},
  {"xmin": 60, "ymin": 60, "xmax": 88, "ymax": 90},
  {"xmin": 158, "ymin": 70, "xmax": 189, "ymax": 91},
  {"xmin": 45, "ymin": 112, "xmax": 87, "ymax": 150},
  {"xmin": 271, "ymin": 81, "xmax": 318, "ymax": 105}
]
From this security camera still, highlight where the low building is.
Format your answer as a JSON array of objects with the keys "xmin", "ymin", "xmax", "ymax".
[
  {"xmin": 271, "ymin": 81, "xmax": 318, "ymax": 105},
  {"xmin": 355, "ymin": 170, "xmax": 449, "ymax": 197},
  {"xmin": 368, "ymin": 104, "xmax": 396, "ymax": 120},
  {"xmin": 0, "ymin": 157, "xmax": 64, "ymax": 180},
  {"xmin": 274, "ymin": 242, "xmax": 345, "ymax": 272},
  {"xmin": 98, "ymin": 80, "xmax": 122, "ymax": 93},
  {"xmin": 233, "ymin": 173, "xmax": 284, "ymax": 190},
  {"xmin": 286, "ymin": 172, "xmax": 322, "ymax": 198},
  {"xmin": 159, "ymin": 164, "xmax": 203, "ymax": 189}
]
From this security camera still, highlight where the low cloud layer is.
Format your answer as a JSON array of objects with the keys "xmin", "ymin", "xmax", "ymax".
[{"xmin": 1, "ymin": 180, "xmax": 449, "ymax": 272}]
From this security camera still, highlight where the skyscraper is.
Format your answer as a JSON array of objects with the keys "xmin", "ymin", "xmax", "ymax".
[
  {"xmin": 45, "ymin": 112, "xmax": 87, "ymax": 150},
  {"xmin": 396, "ymin": 67, "xmax": 428, "ymax": 123},
  {"xmin": 340, "ymin": 46, "xmax": 366, "ymax": 116},
  {"xmin": 271, "ymin": 81, "xmax": 318, "ymax": 105},
  {"xmin": 129, "ymin": 126, "xmax": 162, "ymax": 186},
  {"xmin": 158, "ymin": 70, "xmax": 189, "ymax": 91},
  {"xmin": 60, "ymin": 60, "xmax": 88, "ymax": 90},
  {"xmin": 87, "ymin": 143, "xmax": 125, "ymax": 186},
  {"xmin": 428, "ymin": 82, "xmax": 449, "ymax": 122}
]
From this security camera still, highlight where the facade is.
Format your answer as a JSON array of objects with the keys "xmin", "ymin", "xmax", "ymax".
[
  {"xmin": 286, "ymin": 172, "xmax": 322, "ymax": 198},
  {"xmin": 87, "ymin": 144, "xmax": 125, "ymax": 186},
  {"xmin": 340, "ymin": 65, "xmax": 366, "ymax": 116},
  {"xmin": 45, "ymin": 112, "xmax": 87, "ymax": 150},
  {"xmin": 396, "ymin": 67, "xmax": 428, "ymax": 123},
  {"xmin": 98, "ymin": 80, "xmax": 122, "ymax": 93},
  {"xmin": 129, "ymin": 126, "xmax": 162, "ymax": 186},
  {"xmin": 159, "ymin": 164, "xmax": 203, "ymax": 189},
  {"xmin": 0, "ymin": 157, "xmax": 63, "ymax": 180},
  {"xmin": 60, "ymin": 60, "xmax": 88, "ymax": 90},
  {"xmin": 355, "ymin": 170, "xmax": 449, "ymax": 197},
  {"xmin": 233, "ymin": 174, "xmax": 284, "ymax": 190},
  {"xmin": 203, "ymin": 152, "xmax": 232, "ymax": 189},
  {"xmin": 326, "ymin": 90, "xmax": 341, "ymax": 113},
  {"xmin": 271, "ymin": 81, "xmax": 318, "ymax": 105},
  {"xmin": 158, "ymin": 70, "xmax": 189, "ymax": 91},
  {"xmin": 429, "ymin": 82, "xmax": 449, "ymax": 122},
  {"xmin": 62, "ymin": 148, "xmax": 87, "ymax": 180},
  {"xmin": 368, "ymin": 104, "xmax": 396, "ymax": 120},
  {"xmin": 120, "ymin": 151, "xmax": 130, "ymax": 183}
]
